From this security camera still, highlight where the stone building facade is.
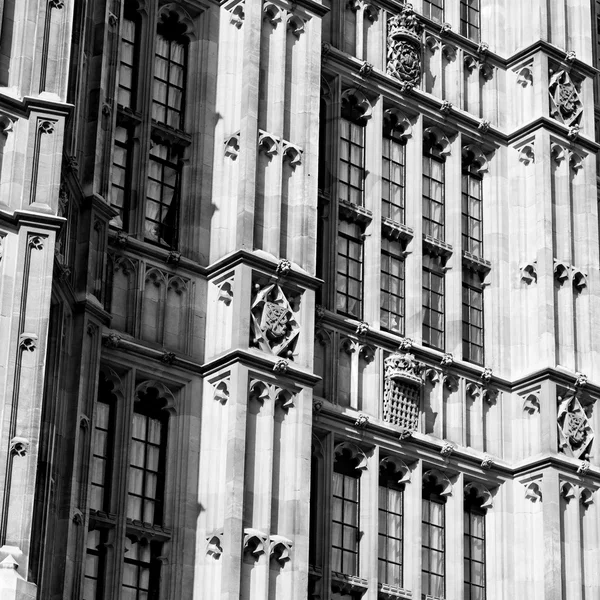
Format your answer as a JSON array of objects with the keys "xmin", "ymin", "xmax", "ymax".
[{"xmin": 1, "ymin": 0, "xmax": 600, "ymax": 599}]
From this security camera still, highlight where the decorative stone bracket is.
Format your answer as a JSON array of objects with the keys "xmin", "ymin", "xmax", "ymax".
[{"xmin": 554, "ymin": 260, "xmax": 587, "ymax": 290}]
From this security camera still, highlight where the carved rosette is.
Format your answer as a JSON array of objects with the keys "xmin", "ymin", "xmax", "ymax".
[
  {"xmin": 386, "ymin": 4, "xmax": 423, "ymax": 91},
  {"xmin": 383, "ymin": 353, "xmax": 422, "ymax": 432},
  {"xmin": 250, "ymin": 282, "xmax": 300, "ymax": 358},
  {"xmin": 548, "ymin": 68, "xmax": 583, "ymax": 126},
  {"xmin": 557, "ymin": 393, "xmax": 594, "ymax": 459}
]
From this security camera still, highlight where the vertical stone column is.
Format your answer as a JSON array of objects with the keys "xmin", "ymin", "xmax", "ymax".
[{"xmin": 541, "ymin": 469, "xmax": 562, "ymax": 600}]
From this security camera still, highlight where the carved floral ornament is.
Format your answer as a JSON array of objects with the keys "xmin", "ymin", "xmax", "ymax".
[
  {"xmin": 548, "ymin": 68, "xmax": 583, "ymax": 126},
  {"xmin": 341, "ymin": 88, "xmax": 373, "ymax": 122},
  {"xmin": 250, "ymin": 281, "xmax": 300, "ymax": 358},
  {"xmin": 462, "ymin": 144, "xmax": 488, "ymax": 175},
  {"xmin": 423, "ymin": 126, "xmax": 451, "ymax": 158},
  {"xmin": 557, "ymin": 392, "xmax": 594, "ymax": 459},
  {"xmin": 386, "ymin": 4, "xmax": 423, "ymax": 92},
  {"xmin": 334, "ymin": 441, "xmax": 368, "ymax": 471}
]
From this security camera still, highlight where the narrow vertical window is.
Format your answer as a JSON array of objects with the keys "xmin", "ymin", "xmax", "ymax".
[
  {"xmin": 127, "ymin": 401, "xmax": 168, "ymax": 526},
  {"xmin": 332, "ymin": 452, "xmax": 361, "ymax": 576},
  {"xmin": 423, "ymin": 255, "xmax": 445, "ymax": 350},
  {"xmin": 378, "ymin": 463, "xmax": 404, "ymax": 586},
  {"xmin": 382, "ymin": 118, "xmax": 406, "ymax": 223},
  {"xmin": 111, "ymin": 126, "xmax": 131, "ymax": 228},
  {"xmin": 90, "ymin": 388, "xmax": 115, "ymax": 512},
  {"xmin": 464, "ymin": 489, "xmax": 486, "ymax": 600},
  {"xmin": 118, "ymin": 16, "xmax": 137, "ymax": 109},
  {"xmin": 422, "ymin": 478, "xmax": 446, "ymax": 598},
  {"xmin": 122, "ymin": 539, "xmax": 162, "ymax": 600},
  {"xmin": 381, "ymin": 238, "xmax": 405, "ymax": 334},
  {"xmin": 145, "ymin": 142, "xmax": 182, "ymax": 247},
  {"xmin": 336, "ymin": 220, "xmax": 363, "ymax": 319},
  {"xmin": 152, "ymin": 17, "xmax": 187, "ymax": 130},
  {"xmin": 423, "ymin": 0, "xmax": 444, "ymax": 22},
  {"xmin": 463, "ymin": 270, "xmax": 484, "ymax": 365},
  {"xmin": 423, "ymin": 151, "xmax": 445, "ymax": 240},
  {"xmin": 339, "ymin": 117, "xmax": 365, "ymax": 207},
  {"xmin": 83, "ymin": 529, "xmax": 106, "ymax": 600},
  {"xmin": 460, "ymin": 0, "xmax": 481, "ymax": 42},
  {"xmin": 462, "ymin": 163, "xmax": 483, "ymax": 256}
]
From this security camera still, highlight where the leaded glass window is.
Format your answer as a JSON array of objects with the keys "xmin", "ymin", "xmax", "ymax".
[
  {"xmin": 332, "ymin": 458, "xmax": 360, "ymax": 575},
  {"xmin": 337, "ymin": 219, "xmax": 363, "ymax": 319},
  {"xmin": 462, "ymin": 166, "xmax": 483, "ymax": 256},
  {"xmin": 382, "ymin": 124, "xmax": 406, "ymax": 223},
  {"xmin": 122, "ymin": 538, "xmax": 162, "ymax": 600},
  {"xmin": 118, "ymin": 17, "xmax": 137, "ymax": 109},
  {"xmin": 464, "ymin": 490, "xmax": 486, "ymax": 600},
  {"xmin": 423, "ymin": 256, "xmax": 445, "ymax": 350},
  {"xmin": 339, "ymin": 118, "xmax": 365, "ymax": 206},
  {"xmin": 381, "ymin": 239, "xmax": 405, "ymax": 334},
  {"xmin": 463, "ymin": 270, "xmax": 484, "ymax": 365},
  {"xmin": 422, "ymin": 482, "xmax": 446, "ymax": 597},
  {"xmin": 423, "ymin": 152, "xmax": 445, "ymax": 240},
  {"xmin": 423, "ymin": 0, "xmax": 444, "ymax": 22},
  {"xmin": 461, "ymin": 0, "xmax": 481, "ymax": 42},
  {"xmin": 378, "ymin": 469, "xmax": 404, "ymax": 585}
]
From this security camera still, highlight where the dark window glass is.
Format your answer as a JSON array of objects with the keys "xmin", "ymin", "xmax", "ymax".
[
  {"xmin": 90, "ymin": 396, "xmax": 114, "ymax": 512},
  {"xmin": 464, "ymin": 494, "xmax": 486, "ymax": 600},
  {"xmin": 423, "ymin": 152, "xmax": 445, "ymax": 240},
  {"xmin": 423, "ymin": 0, "xmax": 444, "ymax": 22},
  {"xmin": 378, "ymin": 475, "xmax": 404, "ymax": 585},
  {"xmin": 382, "ymin": 125, "xmax": 406, "ymax": 223},
  {"xmin": 145, "ymin": 143, "xmax": 182, "ymax": 248},
  {"xmin": 122, "ymin": 539, "xmax": 162, "ymax": 600},
  {"xmin": 461, "ymin": 0, "xmax": 481, "ymax": 42},
  {"xmin": 339, "ymin": 118, "xmax": 365, "ymax": 206},
  {"xmin": 463, "ymin": 270, "xmax": 484, "ymax": 365},
  {"xmin": 381, "ymin": 238, "xmax": 405, "ymax": 334},
  {"xmin": 111, "ymin": 126, "xmax": 132, "ymax": 228},
  {"xmin": 423, "ymin": 257, "xmax": 445, "ymax": 350},
  {"xmin": 332, "ymin": 466, "xmax": 360, "ymax": 575},
  {"xmin": 462, "ymin": 168, "xmax": 483, "ymax": 256},
  {"xmin": 83, "ymin": 529, "xmax": 106, "ymax": 600},
  {"xmin": 422, "ymin": 487, "xmax": 446, "ymax": 597},
  {"xmin": 336, "ymin": 220, "xmax": 363, "ymax": 319}
]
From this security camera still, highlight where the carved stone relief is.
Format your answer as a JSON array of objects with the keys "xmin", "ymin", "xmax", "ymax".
[
  {"xmin": 383, "ymin": 353, "xmax": 423, "ymax": 433},
  {"xmin": 250, "ymin": 281, "xmax": 300, "ymax": 358},
  {"xmin": 548, "ymin": 68, "xmax": 583, "ymax": 126},
  {"xmin": 557, "ymin": 392, "xmax": 594, "ymax": 459},
  {"xmin": 386, "ymin": 4, "xmax": 423, "ymax": 92}
]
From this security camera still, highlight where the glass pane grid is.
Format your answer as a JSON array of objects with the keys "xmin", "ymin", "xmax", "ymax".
[
  {"xmin": 152, "ymin": 35, "xmax": 186, "ymax": 130},
  {"xmin": 424, "ymin": 0, "xmax": 444, "ymax": 22},
  {"xmin": 423, "ymin": 154, "xmax": 445, "ymax": 240},
  {"xmin": 84, "ymin": 530, "xmax": 104, "ymax": 600},
  {"xmin": 464, "ymin": 510, "xmax": 486, "ymax": 600},
  {"xmin": 118, "ymin": 18, "xmax": 137, "ymax": 109},
  {"xmin": 381, "ymin": 240, "xmax": 405, "ymax": 334},
  {"xmin": 339, "ymin": 119, "xmax": 365, "ymax": 207},
  {"xmin": 460, "ymin": 0, "xmax": 481, "ymax": 42},
  {"xmin": 462, "ymin": 172, "xmax": 483, "ymax": 256},
  {"xmin": 382, "ymin": 134, "xmax": 406, "ymax": 223},
  {"xmin": 111, "ymin": 127, "xmax": 131, "ymax": 224},
  {"xmin": 332, "ymin": 472, "xmax": 360, "ymax": 576},
  {"xmin": 336, "ymin": 224, "xmax": 363, "ymax": 319},
  {"xmin": 90, "ymin": 400, "xmax": 113, "ymax": 512},
  {"xmin": 122, "ymin": 540, "xmax": 156, "ymax": 600},
  {"xmin": 423, "ymin": 268, "xmax": 445, "ymax": 350},
  {"xmin": 462, "ymin": 276, "xmax": 484, "ymax": 365},
  {"xmin": 378, "ymin": 484, "xmax": 403, "ymax": 586},
  {"xmin": 422, "ymin": 497, "xmax": 445, "ymax": 597}
]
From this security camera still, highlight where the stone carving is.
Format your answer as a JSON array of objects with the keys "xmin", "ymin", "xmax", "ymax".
[
  {"xmin": 565, "ymin": 50, "xmax": 576, "ymax": 62},
  {"xmin": 561, "ymin": 481, "xmax": 577, "ymax": 501},
  {"xmin": 524, "ymin": 481, "xmax": 542, "ymax": 502},
  {"xmin": 384, "ymin": 353, "xmax": 422, "ymax": 432},
  {"xmin": 29, "ymin": 236, "xmax": 45, "ymax": 250},
  {"xmin": 217, "ymin": 281, "xmax": 233, "ymax": 305},
  {"xmin": 557, "ymin": 392, "xmax": 594, "ymax": 459},
  {"xmin": 423, "ymin": 126, "xmax": 451, "ymax": 158},
  {"xmin": 229, "ymin": 3, "xmax": 245, "ymax": 28},
  {"xmin": 103, "ymin": 332, "xmax": 122, "ymax": 348},
  {"xmin": 523, "ymin": 392, "xmax": 540, "ymax": 414},
  {"xmin": 286, "ymin": 13, "xmax": 305, "ymax": 37},
  {"xmin": 250, "ymin": 282, "xmax": 300, "ymax": 358},
  {"xmin": 480, "ymin": 367, "xmax": 493, "ymax": 383},
  {"xmin": 313, "ymin": 398, "xmax": 323, "ymax": 414},
  {"xmin": 398, "ymin": 428, "xmax": 413, "ymax": 440},
  {"xmin": 440, "ymin": 22, "xmax": 452, "ymax": 34},
  {"xmin": 574, "ymin": 372, "xmax": 588, "ymax": 389},
  {"xmin": 577, "ymin": 460, "xmax": 591, "ymax": 475},
  {"xmin": 213, "ymin": 380, "xmax": 229, "ymax": 405},
  {"xmin": 334, "ymin": 441, "xmax": 368, "ymax": 471},
  {"xmin": 243, "ymin": 528, "xmax": 268, "ymax": 557},
  {"xmin": 463, "ymin": 144, "xmax": 488, "ymax": 174},
  {"xmin": 481, "ymin": 455, "xmax": 494, "ymax": 470},
  {"xmin": 441, "ymin": 353, "xmax": 454, "ymax": 367},
  {"xmin": 443, "ymin": 373, "xmax": 459, "ymax": 392},
  {"xmin": 10, "ymin": 437, "xmax": 30, "ymax": 457},
  {"xmin": 72, "ymin": 508, "xmax": 84, "ymax": 525},
  {"xmin": 516, "ymin": 65, "xmax": 533, "ymax": 87},
  {"xmin": 478, "ymin": 119, "xmax": 491, "ymax": 134},
  {"xmin": 115, "ymin": 231, "xmax": 129, "ymax": 247},
  {"xmin": 276, "ymin": 258, "xmax": 292, "ymax": 277},
  {"xmin": 379, "ymin": 456, "xmax": 411, "ymax": 483},
  {"xmin": 38, "ymin": 120, "xmax": 55, "ymax": 134},
  {"xmin": 160, "ymin": 352, "xmax": 176, "ymax": 365},
  {"xmin": 423, "ymin": 469, "xmax": 452, "ymax": 496},
  {"xmin": 282, "ymin": 141, "xmax": 302, "ymax": 167},
  {"xmin": 520, "ymin": 261, "xmax": 537, "ymax": 283},
  {"xmin": 166, "ymin": 251, "xmax": 181, "ymax": 266},
  {"xmin": 398, "ymin": 337, "xmax": 413, "ymax": 351},
  {"xmin": 570, "ymin": 150, "xmax": 585, "ymax": 171},
  {"xmin": 206, "ymin": 533, "xmax": 224, "ymax": 558},
  {"xmin": 273, "ymin": 359, "xmax": 289, "ymax": 374},
  {"xmin": 440, "ymin": 442, "xmax": 455, "ymax": 457},
  {"xmin": 224, "ymin": 132, "xmax": 240, "ymax": 159},
  {"xmin": 258, "ymin": 130, "xmax": 279, "ymax": 157},
  {"xmin": 49, "ymin": 0, "xmax": 65, "ymax": 8},
  {"xmin": 518, "ymin": 143, "xmax": 535, "ymax": 165},
  {"xmin": 386, "ymin": 4, "xmax": 423, "ymax": 92},
  {"xmin": 270, "ymin": 535, "xmax": 293, "ymax": 564},
  {"xmin": 580, "ymin": 487, "xmax": 594, "ymax": 505},
  {"xmin": 440, "ymin": 100, "xmax": 453, "ymax": 115},
  {"xmin": 19, "ymin": 333, "xmax": 37, "ymax": 352},
  {"xmin": 341, "ymin": 88, "xmax": 373, "ymax": 121},
  {"xmin": 263, "ymin": 1, "xmax": 283, "ymax": 25},
  {"xmin": 549, "ymin": 69, "xmax": 583, "ymax": 126},
  {"xmin": 354, "ymin": 413, "xmax": 369, "ymax": 429},
  {"xmin": 359, "ymin": 61, "xmax": 374, "ymax": 79},
  {"xmin": 355, "ymin": 321, "xmax": 369, "ymax": 336}
]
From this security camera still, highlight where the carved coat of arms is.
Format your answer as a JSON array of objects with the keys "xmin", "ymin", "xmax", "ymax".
[{"xmin": 548, "ymin": 70, "xmax": 583, "ymax": 126}]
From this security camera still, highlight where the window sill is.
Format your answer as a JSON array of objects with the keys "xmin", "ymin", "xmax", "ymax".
[
  {"xmin": 382, "ymin": 218, "xmax": 413, "ymax": 245},
  {"xmin": 126, "ymin": 518, "xmax": 172, "ymax": 542},
  {"xmin": 462, "ymin": 251, "xmax": 491, "ymax": 274},
  {"xmin": 423, "ymin": 235, "xmax": 453, "ymax": 260},
  {"xmin": 378, "ymin": 583, "xmax": 412, "ymax": 600},
  {"xmin": 339, "ymin": 199, "xmax": 372, "ymax": 228},
  {"xmin": 331, "ymin": 571, "xmax": 368, "ymax": 596},
  {"xmin": 151, "ymin": 119, "xmax": 192, "ymax": 147}
]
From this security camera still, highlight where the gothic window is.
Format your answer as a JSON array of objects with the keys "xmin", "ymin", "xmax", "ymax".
[
  {"xmin": 462, "ymin": 162, "xmax": 483, "ymax": 256},
  {"xmin": 423, "ymin": 147, "xmax": 445, "ymax": 241},
  {"xmin": 127, "ymin": 399, "xmax": 168, "ymax": 525},
  {"xmin": 423, "ymin": 0, "xmax": 444, "ymax": 23},
  {"xmin": 382, "ymin": 120, "xmax": 406, "ymax": 223},
  {"xmin": 89, "ymin": 391, "xmax": 115, "ymax": 512},
  {"xmin": 460, "ymin": 0, "xmax": 481, "ymax": 42},
  {"xmin": 337, "ymin": 220, "xmax": 364, "ymax": 319},
  {"xmin": 332, "ymin": 451, "xmax": 361, "ymax": 575},
  {"xmin": 110, "ymin": 7, "xmax": 192, "ymax": 249},
  {"xmin": 378, "ymin": 463, "xmax": 404, "ymax": 586},
  {"xmin": 464, "ymin": 488, "xmax": 487, "ymax": 600},
  {"xmin": 422, "ymin": 477, "xmax": 446, "ymax": 598},
  {"xmin": 84, "ymin": 529, "xmax": 107, "ymax": 600},
  {"xmin": 423, "ymin": 255, "xmax": 445, "ymax": 350},
  {"xmin": 339, "ymin": 116, "xmax": 365, "ymax": 207},
  {"xmin": 122, "ymin": 539, "xmax": 163, "ymax": 600},
  {"xmin": 381, "ymin": 238, "xmax": 405, "ymax": 334},
  {"xmin": 463, "ymin": 270, "xmax": 484, "ymax": 365}
]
